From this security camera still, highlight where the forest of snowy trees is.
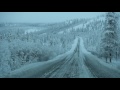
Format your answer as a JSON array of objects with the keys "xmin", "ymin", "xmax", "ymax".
[
  {"xmin": 99, "ymin": 12, "xmax": 119, "ymax": 62},
  {"xmin": 0, "ymin": 12, "xmax": 120, "ymax": 77}
]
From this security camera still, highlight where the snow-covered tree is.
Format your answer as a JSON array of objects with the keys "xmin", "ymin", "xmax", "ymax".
[
  {"xmin": 100, "ymin": 12, "xmax": 118, "ymax": 62},
  {"xmin": 0, "ymin": 40, "xmax": 11, "ymax": 77}
]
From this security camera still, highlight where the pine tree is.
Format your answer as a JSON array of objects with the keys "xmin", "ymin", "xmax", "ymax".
[{"xmin": 100, "ymin": 12, "xmax": 118, "ymax": 63}]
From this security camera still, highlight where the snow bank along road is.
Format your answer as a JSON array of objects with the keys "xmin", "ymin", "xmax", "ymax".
[{"xmin": 7, "ymin": 37, "xmax": 120, "ymax": 78}]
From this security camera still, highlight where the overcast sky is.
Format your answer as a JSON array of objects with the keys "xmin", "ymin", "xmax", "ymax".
[{"xmin": 0, "ymin": 12, "xmax": 105, "ymax": 23}]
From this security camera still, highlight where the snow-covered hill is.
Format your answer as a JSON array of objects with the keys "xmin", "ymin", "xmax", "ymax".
[
  {"xmin": 57, "ymin": 15, "xmax": 105, "ymax": 34},
  {"xmin": 22, "ymin": 14, "xmax": 105, "ymax": 36}
]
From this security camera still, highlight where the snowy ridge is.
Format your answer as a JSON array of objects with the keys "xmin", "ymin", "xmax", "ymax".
[
  {"xmin": 73, "ymin": 19, "xmax": 93, "ymax": 30},
  {"xmin": 58, "ymin": 16, "xmax": 105, "ymax": 34},
  {"xmin": 73, "ymin": 17, "xmax": 105, "ymax": 30}
]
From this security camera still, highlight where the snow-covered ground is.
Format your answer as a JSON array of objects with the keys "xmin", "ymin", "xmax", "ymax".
[
  {"xmin": 24, "ymin": 27, "xmax": 45, "ymax": 34},
  {"xmin": 83, "ymin": 51, "xmax": 120, "ymax": 78},
  {"xmin": 99, "ymin": 58, "xmax": 120, "ymax": 70},
  {"xmin": 58, "ymin": 31, "xmax": 64, "ymax": 34},
  {"xmin": 25, "ymin": 28, "xmax": 38, "ymax": 34}
]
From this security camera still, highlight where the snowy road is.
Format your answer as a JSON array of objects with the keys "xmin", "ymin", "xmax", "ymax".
[
  {"xmin": 40, "ymin": 45, "xmax": 91, "ymax": 78},
  {"xmin": 39, "ymin": 37, "xmax": 93, "ymax": 78},
  {"xmin": 7, "ymin": 37, "xmax": 120, "ymax": 78}
]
